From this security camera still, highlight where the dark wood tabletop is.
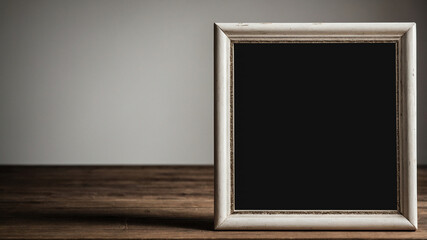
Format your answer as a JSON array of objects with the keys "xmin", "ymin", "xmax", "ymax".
[{"xmin": 0, "ymin": 166, "xmax": 426, "ymax": 239}]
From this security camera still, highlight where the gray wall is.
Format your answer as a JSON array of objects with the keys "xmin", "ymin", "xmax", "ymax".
[{"xmin": 0, "ymin": 0, "xmax": 426, "ymax": 165}]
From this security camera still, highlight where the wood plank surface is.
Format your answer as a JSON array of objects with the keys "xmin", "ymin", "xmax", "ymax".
[{"xmin": 0, "ymin": 166, "xmax": 426, "ymax": 239}]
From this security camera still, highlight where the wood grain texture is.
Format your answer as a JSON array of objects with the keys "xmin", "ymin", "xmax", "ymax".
[{"xmin": 0, "ymin": 166, "xmax": 426, "ymax": 239}]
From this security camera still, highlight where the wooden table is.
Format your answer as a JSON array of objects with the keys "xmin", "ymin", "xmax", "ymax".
[{"xmin": 0, "ymin": 166, "xmax": 426, "ymax": 239}]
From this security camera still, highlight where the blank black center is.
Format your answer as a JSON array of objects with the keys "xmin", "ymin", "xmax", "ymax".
[{"xmin": 234, "ymin": 43, "xmax": 397, "ymax": 211}]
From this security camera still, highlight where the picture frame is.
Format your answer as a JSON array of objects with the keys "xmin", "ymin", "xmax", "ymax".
[{"xmin": 214, "ymin": 23, "xmax": 417, "ymax": 230}]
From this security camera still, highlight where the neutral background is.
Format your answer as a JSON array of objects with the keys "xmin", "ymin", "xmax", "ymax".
[{"xmin": 0, "ymin": 0, "xmax": 426, "ymax": 165}]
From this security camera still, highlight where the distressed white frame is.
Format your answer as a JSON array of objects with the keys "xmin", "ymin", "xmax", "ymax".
[{"xmin": 214, "ymin": 23, "xmax": 417, "ymax": 230}]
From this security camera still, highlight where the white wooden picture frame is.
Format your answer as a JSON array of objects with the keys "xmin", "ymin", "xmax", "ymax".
[{"xmin": 214, "ymin": 23, "xmax": 417, "ymax": 230}]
